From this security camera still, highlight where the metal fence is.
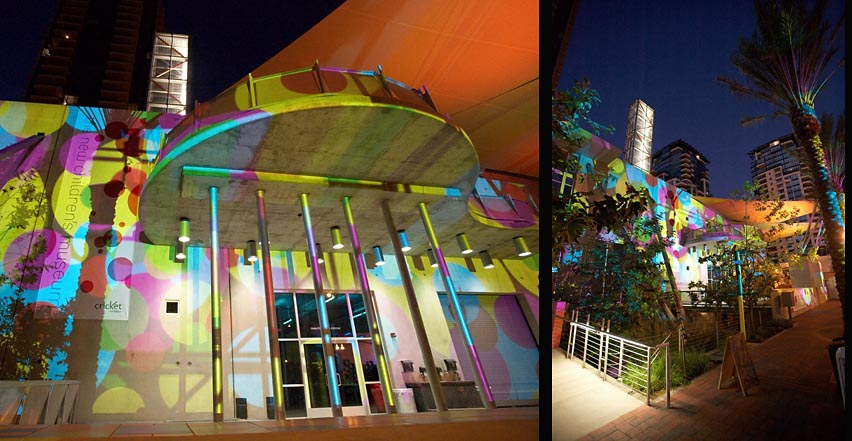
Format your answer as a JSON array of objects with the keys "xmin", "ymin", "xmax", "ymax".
[{"xmin": 564, "ymin": 316, "xmax": 670, "ymax": 407}]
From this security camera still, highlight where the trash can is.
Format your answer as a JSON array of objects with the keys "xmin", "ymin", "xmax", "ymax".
[
  {"xmin": 827, "ymin": 338, "xmax": 845, "ymax": 399},
  {"xmin": 235, "ymin": 398, "xmax": 248, "ymax": 419},
  {"xmin": 392, "ymin": 388, "xmax": 417, "ymax": 414}
]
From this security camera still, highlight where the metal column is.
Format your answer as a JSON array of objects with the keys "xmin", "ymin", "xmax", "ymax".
[
  {"xmin": 418, "ymin": 202, "xmax": 495, "ymax": 409},
  {"xmin": 256, "ymin": 190, "xmax": 285, "ymax": 419},
  {"xmin": 299, "ymin": 193, "xmax": 342, "ymax": 417},
  {"xmin": 209, "ymin": 186, "xmax": 224, "ymax": 422},
  {"xmin": 381, "ymin": 200, "xmax": 448, "ymax": 411},
  {"xmin": 342, "ymin": 196, "xmax": 396, "ymax": 413}
]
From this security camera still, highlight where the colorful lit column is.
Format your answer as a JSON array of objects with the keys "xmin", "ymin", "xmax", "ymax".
[
  {"xmin": 300, "ymin": 193, "xmax": 342, "ymax": 417},
  {"xmin": 381, "ymin": 200, "xmax": 448, "ymax": 411},
  {"xmin": 343, "ymin": 196, "xmax": 396, "ymax": 413},
  {"xmin": 209, "ymin": 186, "xmax": 224, "ymax": 422},
  {"xmin": 256, "ymin": 189, "xmax": 285, "ymax": 420},
  {"xmin": 418, "ymin": 202, "xmax": 495, "ymax": 409},
  {"xmin": 734, "ymin": 247, "xmax": 746, "ymax": 336}
]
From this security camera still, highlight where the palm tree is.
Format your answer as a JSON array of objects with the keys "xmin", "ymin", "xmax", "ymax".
[
  {"xmin": 718, "ymin": 0, "xmax": 846, "ymax": 336},
  {"xmin": 819, "ymin": 112, "xmax": 844, "ymax": 221}
]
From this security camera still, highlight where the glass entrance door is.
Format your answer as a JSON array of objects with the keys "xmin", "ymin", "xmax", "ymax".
[{"xmin": 303, "ymin": 341, "xmax": 367, "ymax": 417}]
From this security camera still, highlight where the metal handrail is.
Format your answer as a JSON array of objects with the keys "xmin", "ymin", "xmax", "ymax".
[{"xmin": 565, "ymin": 320, "xmax": 671, "ymax": 407}]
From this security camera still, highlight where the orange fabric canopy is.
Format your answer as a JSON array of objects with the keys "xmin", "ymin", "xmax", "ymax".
[{"xmin": 693, "ymin": 196, "xmax": 817, "ymax": 227}]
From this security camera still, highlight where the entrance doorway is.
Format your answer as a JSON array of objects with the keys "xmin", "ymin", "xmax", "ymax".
[
  {"xmin": 275, "ymin": 292, "xmax": 387, "ymax": 418},
  {"xmin": 303, "ymin": 340, "xmax": 365, "ymax": 417}
]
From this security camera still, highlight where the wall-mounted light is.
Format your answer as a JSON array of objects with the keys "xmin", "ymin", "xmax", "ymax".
[
  {"xmin": 316, "ymin": 243, "xmax": 324, "ymax": 264},
  {"xmin": 456, "ymin": 233, "xmax": 473, "ymax": 255},
  {"xmin": 372, "ymin": 246, "xmax": 385, "ymax": 266},
  {"xmin": 398, "ymin": 230, "xmax": 411, "ymax": 252},
  {"xmin": 513, "ymin": 236, "xmax": 531, "ymax": 257},
  {"xmin": 175, "ymin": 239, "xmax": 187, "ymax": 262},
  {"xmin": 331, "ymin": 226, "xmax": 344, "ymax": 249},
  {"xmin": 479, "ymin": 250, "xmax": 494, "ymax": 269},
  {"xmin": 178, "ymin": 218, "xmax": 190, "ymax": 243},
  {"xmin": 244, "ymin": 240, "xmax": 257, "ymax": 264},
  {"xmin": 427, "ymin": 249, "xmax": 438, "ymax": 268}
]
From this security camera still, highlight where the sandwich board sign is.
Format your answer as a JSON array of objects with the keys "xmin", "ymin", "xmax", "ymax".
[{"xmin": 718, "ymin": 332, "xmax": 759, "ymax": 396}]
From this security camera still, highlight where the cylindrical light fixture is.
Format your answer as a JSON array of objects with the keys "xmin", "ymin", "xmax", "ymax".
[
  {"xmin": 331, "ymin": 226, "xmax": 344, "ymax": 249},
  {"xmin": 479, "ymin": 250, "xmax": 494, "ymax": 269},
  {"xmin": 178, "ymin": 218, "xmax": 190, "ymax": 243},
  {"xmin": 175, "ymin": 239, "xmax": 187, "ymax": 262},
  {"xmin": 513, "ymin": 236, "xmax": 531, "ymax": 257},
  {"xmin": 456, "ymin": 233, "xmax": 473, "ymax": 255},
  {"xmin": 245, "ymin": 240, "xmax": 258, "ymax": 264},
  {"xmin": 372, "ymin": 246, "xmax": 385, "ymax": 266},
  {"xmin": 316, "ymin": 243, "xmax": 324, "ymax": 264},
  {"xmin": 427, "ymin": 249, "xmax": 438, "ymax": 268},
  {"xmin": 398, "ymin": 230, "xmax": 411, "ymax": 252}
]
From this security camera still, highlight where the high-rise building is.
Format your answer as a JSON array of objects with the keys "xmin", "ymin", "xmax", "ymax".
[
  {"xmin": 25, "ymin": 0, "xmax": 166, "ymax": 110},
  {"xmin": 624, "ymin": 99, "xmax": 654, "ymax": 173},
  {"xmin": 748, "ymin": 133, "xmax": 824, "ymax": 257},
  {"xmin": 146, "ymin": 33, "xmax": 189, "ymax": 114},
  {"xmin": 651, "ymin": 139, "xmax": 711, "ymax": 197}
]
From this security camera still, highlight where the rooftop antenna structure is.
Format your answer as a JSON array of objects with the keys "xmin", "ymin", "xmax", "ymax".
[{"xmin": 624, "ymin": 99, "xmax": 654, "ymax": 173}]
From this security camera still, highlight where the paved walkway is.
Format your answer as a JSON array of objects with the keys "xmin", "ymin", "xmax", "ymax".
[
  {"xmin": 0, "ymin": 407, "xmax": 538, "ymax": 440},
  {"xmin": 556, "ymin": 299, "xmax": 845, "ymax": 440}
]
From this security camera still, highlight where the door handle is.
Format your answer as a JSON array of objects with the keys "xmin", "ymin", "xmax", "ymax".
[{"xmin": 336, "ymin": 373, "xmax": 341, "ymax": 385}]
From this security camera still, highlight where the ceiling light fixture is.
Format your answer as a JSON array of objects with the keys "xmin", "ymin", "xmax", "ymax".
[
  {"xmin": 178, "ymin": 218, "xmax": 190, "ymax": 243},
  {"xmin": 372, "ymin": 246, "xmax": 385, "ymax": 266},
  {"xmin": 456, "ymin": 233, "xmax": 473, "ymax": 255},
  {"xmin": 513, "ymin": 236, "xmax": 531, "ymax": 257},
  {"xmin": 398, "ymin": 230, "xmax": 412, "ymax": 252},
  {"xmin": 331, "ymin": 226, "xmax": 344, "ymax": 249}
]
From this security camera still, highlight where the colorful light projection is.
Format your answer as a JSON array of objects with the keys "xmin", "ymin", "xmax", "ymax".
[{"xmin": 1, "ymin": 100, "xmax": 539, "ymax": 421}]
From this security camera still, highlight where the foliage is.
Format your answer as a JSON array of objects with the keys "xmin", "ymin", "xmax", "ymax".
[
  {"xmin": 551, "ymin": 80, "xmax": 652, "ymax": 271},
  {"xmin": 554, "ymin": 215, "xmax": 670, "ymax": 332},
  {"xmin": 0, "ymin": 169, "xmax": 67, "ymax": 380},
  {"xmin": 621, "ymin": 348, "xmax": 711, "ymax": 395},
  {"xmin": 719, "ymin": 0, "xmax": 846, "ymax": 337},
  {"xmin": 689, "ymin": 239, "xmax": 782, "ymax": 312}
]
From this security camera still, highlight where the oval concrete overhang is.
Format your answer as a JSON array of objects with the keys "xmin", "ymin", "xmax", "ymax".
[{"xmin": 139, "ymin": 69, "xmax": 480, "ymax": 255}]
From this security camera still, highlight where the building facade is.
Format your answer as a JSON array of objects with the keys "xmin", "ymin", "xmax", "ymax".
[
  {"xmin": 651, "ymin": 139, "xmax": 711, "ymax": 197},
  {"xmin": 0, "ymin": 70, "xmax": 539, "ymax": 422},
  {"xmin": 25, "ymin": 0, "xmax": 165, "ymax": 110},
  {"xmin": 748, "ymin": 133, "xmax": 824, "ymax": 258}
]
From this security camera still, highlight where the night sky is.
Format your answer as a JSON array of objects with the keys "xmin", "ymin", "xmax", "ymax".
[
  {"xmin": 0, "ymin": 0, "xmax": 344, "ymax": 104},
  {"xmin": 560, "ymin": 0, "xmax": 845, "ymax": 198}
]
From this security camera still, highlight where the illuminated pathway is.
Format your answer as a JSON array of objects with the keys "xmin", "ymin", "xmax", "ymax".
[{"xmin": 573, "ymin": 300, "xmax": 844, "ymax": 440}]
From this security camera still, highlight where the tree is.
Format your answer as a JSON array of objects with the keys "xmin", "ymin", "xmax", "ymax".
[
  {"xmin": 819, "ymin": 112, "xmax": 845, "ymax": 221},
  {"xmin": 718, "ymin": 0, "xmax": 846, "ymax": 336},
  {"xmin": 0, "ymin": 170, "xmax": 67, "ymax": 380},
  {"xmin": 552, "ymin": 80, "xmax": 651, "ymax": 270},
  {"xmin": 556, "ymin": 215, "xmax": 670, "ymax": 332}
]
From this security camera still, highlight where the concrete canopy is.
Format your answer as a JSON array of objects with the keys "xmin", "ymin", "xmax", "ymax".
[{"xmin": 139, "ymin": 66, "xmax": 538, "ymax": 260}]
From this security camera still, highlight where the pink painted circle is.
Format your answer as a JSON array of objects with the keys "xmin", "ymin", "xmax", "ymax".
[{"xmin": 107, "ymin": 257, "xmax": 133, "ymax": 282}]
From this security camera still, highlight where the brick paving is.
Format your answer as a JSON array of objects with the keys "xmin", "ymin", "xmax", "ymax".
[{"xmin": 577, "ymin": 300, "xmax": 845, "ymax": 441}]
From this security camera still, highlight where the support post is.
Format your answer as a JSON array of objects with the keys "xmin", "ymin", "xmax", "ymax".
[
  {"xmin": 418, "ymin": 202, "xmax": 495, "ymax": 409},
  {"xmin": 209, "ymin": 186, "xmax": 223, "ymax": 422},
  {"xmin": 342, "ymin": 196, "xmax": 396, "ymax": 413},
  {"xmin": 256, "ymin": 190, "xmax": 285, "ymax": 420},
  {"xmin": 734, "ymin": 248, "xmax": 747, "ymax": 336},
  {"xmin": 380, "ymin": 200, "xmax": 447, "ymax": 411},
  {"xmin": 299, "ymin": 193, "xmax": 342, "ymax": 417}
]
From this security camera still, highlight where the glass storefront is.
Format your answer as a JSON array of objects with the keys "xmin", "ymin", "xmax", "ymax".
[{"xmin": 274, "ymin": 292, "xmax": 384, "ymax": 418}]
